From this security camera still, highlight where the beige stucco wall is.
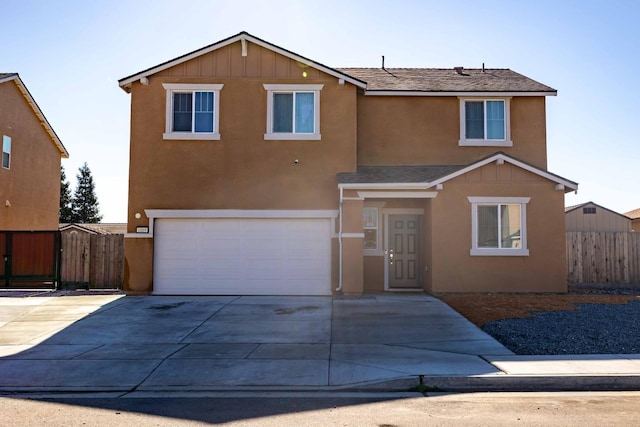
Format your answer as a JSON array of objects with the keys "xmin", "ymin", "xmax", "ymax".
[
  {"xmin": 429, "ymin": 163, "xmax": 567, "ymax": 293},
  {"xmin": 565, "ymin": 203, "xmax": 631, "ymax": 232},
  {"xmin": 124, "ymin": 41, "xmax": 358, "ymax": 293},
  {"xmin": 0, "ymin": 81, "xmax": 61, "ymax": 230},
  {"xmin": 358, "ymin": 163, "xmax": 568, "ymax": 293},
  {"xmin": 355, "ymin": 95, "xmax": 548, "ymax": 169}
]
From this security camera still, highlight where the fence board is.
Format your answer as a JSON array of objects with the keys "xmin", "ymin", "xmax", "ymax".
[
  {"xmin": 61, "ymin": 233, "xmax": 123, "ymax": 289},
  {"xmin": 567, "ymin": 231, "xmax": 640, "ymax": 285}
]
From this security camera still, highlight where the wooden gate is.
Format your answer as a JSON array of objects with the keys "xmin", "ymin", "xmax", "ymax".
[
  {"xmin": 60, "ymin": 233, "xmax": 124, "ymax": 289},
  {"xmin": 0, "ymin": 231, "xmax": 61, "ymax": 288}
]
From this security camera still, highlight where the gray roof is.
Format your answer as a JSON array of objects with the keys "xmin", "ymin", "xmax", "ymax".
[
  {"xmin": 337, "ymin": 164, "xmax": 466, "ymax": 184},
  {"xmin": 0, "ymin": 73, "xmax": 17, "ymax": 80},
  {"xmin": 337, "ymin": 68, "xmax": 556, "ymax": 93}
]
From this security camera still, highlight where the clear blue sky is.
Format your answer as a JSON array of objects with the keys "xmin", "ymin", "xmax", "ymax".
[{"xmin": 3, "ymin": 0, "xmax": 638, "ymax": 222}]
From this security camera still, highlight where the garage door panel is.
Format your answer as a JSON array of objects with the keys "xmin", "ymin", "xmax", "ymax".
[{"xmin": 153, "ymin": 217, "xmax": 331, "ymax": 295}]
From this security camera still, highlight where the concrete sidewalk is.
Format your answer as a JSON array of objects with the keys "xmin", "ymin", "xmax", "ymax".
[{"xmin": 0, "ymin": 293, "xmax": 638, "ymax": 393}]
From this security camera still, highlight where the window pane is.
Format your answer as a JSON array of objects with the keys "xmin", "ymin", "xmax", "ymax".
[
  {"xmin": 363, "ymin": 208, "xmax": 378, "ymax": 228},
  {"xmin": 2, "ymin": 135, "xmax": 10, "ymax": 153},
  {"xmin": 500, "ymin": 204, "xmax": 521, "ymax": 248},
  {"xmin": 477, "ymin": 205, "xmax": 498, "ymax": 248},
  {"xmin": 486, "ymin": 100, "xmax": 505, "ymax": 139},
  {"xmin": 273, "ymin": 93, "xmax": 293, "ymax": 132},
  {"xmin": 2, "ymin": 136, "xmax": 10, "ymax": 169},
  {"xmin": 173, "ymin": 93, "xmax": 192, "ymax": 132},
  {"xmin": 465, "ymin": 101, "xmax": 484, "ymax": 139},
  {"xmin": 194, "ymin": 91, "xmax": 214, "ymax": 133},
  {"xmin": 364, "ymin": 229, "xmax": 378, "ymax": 250},
  {"xmin": 295, "ymin": 92, "xmax": 314, "ymax": 133}
]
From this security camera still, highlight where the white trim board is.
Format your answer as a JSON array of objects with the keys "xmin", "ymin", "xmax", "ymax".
[{"xmin": 364, "ymin": 91, "xmax": 556, "ymax": 97}]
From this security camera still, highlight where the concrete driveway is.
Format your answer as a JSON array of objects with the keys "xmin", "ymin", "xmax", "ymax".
[{"xmin": 0, "ymin": 294, "xmax": 512, "ymax": 392}]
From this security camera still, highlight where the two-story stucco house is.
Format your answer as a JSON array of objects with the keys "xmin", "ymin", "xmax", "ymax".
[
  {"xmin": 118, "ymin": 32, "xmax": 577, "ymax": 296},
  {"xmin": 0, "ymin": 73, "xmax": 69, "ymax": 230}
]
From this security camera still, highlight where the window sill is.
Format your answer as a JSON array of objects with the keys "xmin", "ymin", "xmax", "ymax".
[
  {"xmin": 264, "ymin": 133, "xmax": 321, "ymax": 141},
  {"xmin": 459, "ymin": 139, "xmax": 513, "ymax": 147},
  {"xmin": 163, "ymin": 132, "xmax": 221, "ymax": 141},
  {"xmin": 470, "ymin": 248, "xmax": 529, "ymax": 256}
]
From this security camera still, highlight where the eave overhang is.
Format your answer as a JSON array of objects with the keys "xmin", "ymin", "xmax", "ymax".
[{"xmin": 0, "ymin": 73, "xmax": 69, "ymax": 158}]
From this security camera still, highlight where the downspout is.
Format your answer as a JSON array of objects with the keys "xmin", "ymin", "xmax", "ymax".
[{"xmin": 336, "ymin": 186, "xmax": 344, "ymax": 292}]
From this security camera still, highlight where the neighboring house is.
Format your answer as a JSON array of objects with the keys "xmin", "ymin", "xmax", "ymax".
[
  {"xmin": 624, "ymin": 208, "xmax": 640, "ymax": 232},
  {"xmin": 0, "ymin": 73, "xmax": 69, "ymax": 230},
  {"xmin": 118, "ymin": 31, "xmax": 577, "ymax": 296},
  {"xmin": 59, "ymin": 223, "xmax": 127, "ymax": 235},
  {"xmin": 565, "ymin": 202, "xmax": 631, "ymax": 232}
]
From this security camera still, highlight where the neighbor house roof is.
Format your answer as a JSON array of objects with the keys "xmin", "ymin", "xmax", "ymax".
[
  {"xmin": 337, "ymin": 67, "xmax": 556, "ymax": 95},
  {"xmin": 624, "ymin": 208, "xmax": 640, "ymax": 220},
  {"xmin": 338, "ymin": 152, "xmax": 578, "ymax": 192},
  {"xmin": 564, "ymin": 202, "xmax": 631, "ymax": 220},
  {"xmin": 59, "ymin": 223, "xmax": 127, "ymax": 235},
  {"xmin": 0, "ymin": 73, "xmax": 69, "ymax": 158},
  {"xmin": 118, "ymin": 32, "xmax": 554, "ymax": 97}
]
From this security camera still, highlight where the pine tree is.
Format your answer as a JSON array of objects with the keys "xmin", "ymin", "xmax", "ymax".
[
  {"xmin": 59, "ymin": 165, "xmax": 74, "ymax": 222},
  {"xmin": 71, "ymin": 162, "xmax": 102, "ymax": 223}
]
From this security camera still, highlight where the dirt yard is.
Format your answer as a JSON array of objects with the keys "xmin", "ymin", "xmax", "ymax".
[{"xmin": 438, "ymin": 290, "xmax": 640, "ymax": 328}]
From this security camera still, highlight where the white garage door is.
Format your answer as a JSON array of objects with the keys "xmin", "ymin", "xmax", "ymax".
[{"xmin": 153, "ymin": 218, "xmax": 331, "ymax": 295}]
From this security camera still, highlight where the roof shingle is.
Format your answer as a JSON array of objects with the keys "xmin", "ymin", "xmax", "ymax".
[
  {"xmin": 337, "ymin": 165, "xmax": 466, "ymax": 184},
  {"xmin": 337, "ymin": 68, "xmax": 556, "ymax": 93}
]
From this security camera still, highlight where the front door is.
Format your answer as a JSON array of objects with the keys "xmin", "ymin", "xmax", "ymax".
[{"xmin": 387, "ymin": 214, "xmax": 421, "ymax": 289}]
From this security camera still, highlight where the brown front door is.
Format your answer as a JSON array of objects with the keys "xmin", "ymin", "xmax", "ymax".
[{"xmin": 387, "ymin": 214, "xmax": 421, "ymax": 289}]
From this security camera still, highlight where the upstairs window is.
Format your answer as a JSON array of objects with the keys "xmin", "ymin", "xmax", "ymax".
[
  {"xmin": 468, "ymin": 197, "xmax": 530, "ymax": 256},
  {"xmin": 459, "ymin": 98, "xmax": 512, "ymax": 147},
  {"xmin": 163, "ymin": 84, "xmax": 223, "ymax": 140},
  {"xmin": 2, "ymin": 135, "xmax": 10, "ymax": 169},
  {"xmin": 264, "ymin": 84, "xmax": 323, "ymax": 140}
]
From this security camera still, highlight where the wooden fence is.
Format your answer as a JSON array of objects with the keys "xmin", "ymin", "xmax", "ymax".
[
  {"xmin": 60, "ymin": 233, "xmax": 124, "ymax": 289},
  {"xmin": 567, "ymin": 232, "xmax": 640, "ymax": 285}
]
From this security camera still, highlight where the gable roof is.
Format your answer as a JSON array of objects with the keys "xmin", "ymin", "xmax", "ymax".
[
  {"xmin": 338, "ymin": 152, "xmax": 578, "ymax": 192},
  {"xmin": 565, "ymin": 202, "xmax": 631, "ymax": 220},
  {"xmin": 118, "ymin": 31, "xmax": 367, "ymax": 91},
  {"xmin": 118, "ymin": 32, "xmax": 555, "ymax": 97},
  {"xmin": 337, "ymin": 68, "xmax": 556, "ymax": 96},
  {"xmin": 0, "ymin": 73, "xmax": 69, "ymax": 158}
]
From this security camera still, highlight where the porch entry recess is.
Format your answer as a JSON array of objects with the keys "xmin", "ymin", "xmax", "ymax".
[{"xmin": 386, "ymin": 214, "xmax": 421, "ymax": 289}]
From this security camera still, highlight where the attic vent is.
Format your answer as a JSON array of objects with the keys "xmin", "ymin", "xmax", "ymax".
[{"xmin": 583, "ymin": 207, "xmax": 596, "ymax": 214}]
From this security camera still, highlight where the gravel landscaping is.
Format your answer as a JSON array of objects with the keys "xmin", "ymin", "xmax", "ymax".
[
  {"xmin": 483, "ymin": 300, "xmax": 640, "ymax": 355},
  {"xmin": 440, "ymin": 287, "xmax": 640, "ymax": 355}
]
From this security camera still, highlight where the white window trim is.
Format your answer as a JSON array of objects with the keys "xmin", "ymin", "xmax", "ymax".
[
  {"xmin": 2, "ymin": 135, "xmax": 10, "ymax": 170},
  {"xmin": 263, "ymin": 84, "xmax": 323, "ymax": 140},
  {"xmin": 468, "ymin": 196, "xmax": 530, "ymax": 256},
  {"xmin": 459, "ymin": 97, "xmax": 512, "ymax": 147},
  {"xmin": 163, "ymin": 83, "xmax": 223, "ymax": 140}
]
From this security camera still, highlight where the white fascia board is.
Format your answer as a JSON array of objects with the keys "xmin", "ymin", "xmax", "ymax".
[
  {"xmin": 338, "ymin": 183, "xmax": 430, "ymax": 190},
  {"xmin": 364, "ymin": 91, "xmax": 557, "ymax": 97},
  {"xmin": 3, "ymin": 74, "xmax": 69, "ymax": 158},
  {"xmin": 145, "ymin": 209, "xmax": 339, "ymax": 219},
  {"xmin": 424, "ymin": 153, "xmax": 578, "ymax": 191},
  {"xmin": 357, "ymin": 191, "xmax": 438, "ymax": 199},
  {"xmin": 119, "ymin": 33, "xmax": 367, "ymax": 90}
]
